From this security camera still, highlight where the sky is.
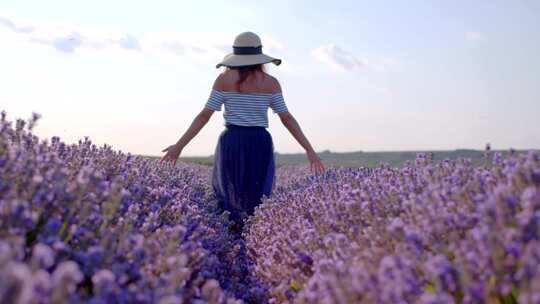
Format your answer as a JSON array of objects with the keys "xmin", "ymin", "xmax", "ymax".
[{"xmin": 1, "ymin": 0, "xmax": 539, "ymax": 156}]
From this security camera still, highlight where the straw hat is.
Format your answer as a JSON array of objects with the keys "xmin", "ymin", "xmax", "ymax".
[{"xmin": 216, "ymin": 31, "xmax": 282, "ymax": 68}]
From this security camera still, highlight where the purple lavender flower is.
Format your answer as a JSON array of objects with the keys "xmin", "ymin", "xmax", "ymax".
[{"xmin": 3, "ymin": 112, "xmax": 540, "ymax": 303}]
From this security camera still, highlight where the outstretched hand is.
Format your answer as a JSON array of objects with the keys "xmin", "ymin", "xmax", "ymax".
[
  {"xmin": 307, "ymin": 150, "xmax": 326, "ymax": 174},
  {"xmin": 160, "ymin": 144, "xmax": 182, "ymax": 165}
]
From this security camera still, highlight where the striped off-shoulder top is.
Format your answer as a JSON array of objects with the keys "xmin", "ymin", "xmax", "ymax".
[{"xmin": 204, "ymin": 90, "xmax": 289, "ymax": 128}]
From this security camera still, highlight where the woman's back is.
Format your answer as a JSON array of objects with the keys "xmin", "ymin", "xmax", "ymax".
[
  {"xmin": 206, "ymin": 68, "xmax": 288, "ymax": 128},
  {"xmin": 215, "ymin": 69, "xmax": 280, "ymax": 93}
]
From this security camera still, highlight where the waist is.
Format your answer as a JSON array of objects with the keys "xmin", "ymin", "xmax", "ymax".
[{"xmin": 226, "ymin": 123, "xmax": 266, "ymax": 129}]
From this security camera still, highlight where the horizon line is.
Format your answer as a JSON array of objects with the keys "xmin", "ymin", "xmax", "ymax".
[{"xmin": 141, "ymin": 147, "xmax": 539, "ymax": 159}]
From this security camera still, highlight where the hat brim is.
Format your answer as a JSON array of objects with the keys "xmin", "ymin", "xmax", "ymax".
[{"xmin": 216, "ymin": 53, "xmax": 282, "ymax": 68}]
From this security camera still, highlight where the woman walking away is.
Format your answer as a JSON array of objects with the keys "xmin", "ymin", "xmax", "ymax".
[{"xmin": 160, "ymin": 31, "xmax": 325, "ymax": 232}]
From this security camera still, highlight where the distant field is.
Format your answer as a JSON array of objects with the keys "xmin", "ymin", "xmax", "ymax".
[{"xmin": 145, "ymin": 149, "xmax": 536, "ymax": 168}]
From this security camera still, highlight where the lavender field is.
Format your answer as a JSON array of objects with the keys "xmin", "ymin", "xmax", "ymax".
[{"xmin": 1, "ymin": 112, "xmax": 540, "ymax": 304}]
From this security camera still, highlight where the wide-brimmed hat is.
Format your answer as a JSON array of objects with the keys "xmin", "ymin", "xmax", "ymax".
[{"xmin": 216, "ymin": 32, "xmax": 282, "ymax": 68}]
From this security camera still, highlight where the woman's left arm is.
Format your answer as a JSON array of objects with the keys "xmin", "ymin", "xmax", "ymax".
[{"xmin": 160, "ymin": 108, "xmax": 214, "ymax": 164}]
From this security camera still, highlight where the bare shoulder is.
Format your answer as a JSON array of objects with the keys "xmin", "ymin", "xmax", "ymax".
[
  {"xmin": 213, "ymin": 70, "xmax": 241, "ymax": 91},
  {"xmin": 212, "ymin": 72, "xmax": 227, "ymax": 90},
  {"xmin": 264, "ymin": 73, "xmax": 282, "ymax": 93}
]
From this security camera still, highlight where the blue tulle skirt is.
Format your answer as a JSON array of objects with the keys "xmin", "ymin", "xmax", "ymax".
[{"xmin": 212, "ymin": 124, "xmax": 275, "ymax": 224}]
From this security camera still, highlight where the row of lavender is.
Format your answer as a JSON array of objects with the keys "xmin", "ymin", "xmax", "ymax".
[
  {"xmin": 244, "ymin": 148, "xmax": 540, "ymax": 303},
  {"xmin": 0, "ymin": 112, "xmax": 274, "ymax": 304}
]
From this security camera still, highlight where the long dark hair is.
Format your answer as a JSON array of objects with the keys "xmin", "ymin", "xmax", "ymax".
[{"xmin": 228, "ymin": 64, "xmax": 266, "ymax": 92}]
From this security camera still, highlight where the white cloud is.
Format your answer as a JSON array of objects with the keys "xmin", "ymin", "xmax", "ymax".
[
  {"xmin": 143, "ymin": 31, "xmax": 287, "ymax": 67},
  {"xmin": 311, "ymin": 44, "xmax": 395, "ymax": 72},
  {"xmin": 311, "ymin": 44, "xmax": 365, "ymax": 70},
  {"xmin": 54, "ymin": 34, "xmax": 84, "ymax": 52},
  {"xmin": 161, "ymin": 41, "xmax": 185, "ymax": 55},
  {"xmin": 111, "ymin": 34, "xmax": 141, "ymax": 50},
  {"xmin": 144, "ymin": 31, "xmax": 234, "ymax": 66},
  {"xmin": 0, "ymin": 14, "xmax": 285, "ymax": 68},
  {"xmin": 465, "ymin": 31, "xmax": 486, "ymax": 42},
  {"xmin": 0, "ymin": 16, "xmax": 142, "ymax": 53},
  {"xmin": 0, "ymin": 17, "xmax": 34, "ymax": 33}
]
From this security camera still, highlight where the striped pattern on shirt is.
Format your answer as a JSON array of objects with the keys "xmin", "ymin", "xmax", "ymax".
[{"xmin": 205, "ymin": 89, "xmax": 289, "ymax": 128}]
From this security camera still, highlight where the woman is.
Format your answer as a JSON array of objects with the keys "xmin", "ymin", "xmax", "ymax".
[{"xmin": 161, "ymin": 31, "xmax": 325, "ymax": 230}]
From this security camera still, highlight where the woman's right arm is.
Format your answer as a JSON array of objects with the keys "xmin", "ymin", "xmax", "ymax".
[{"xmin": 278, "ymin": 111, "xmax": 325, "ymax": 174}]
